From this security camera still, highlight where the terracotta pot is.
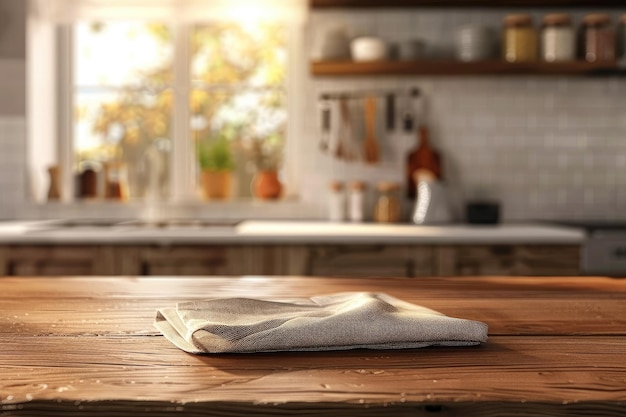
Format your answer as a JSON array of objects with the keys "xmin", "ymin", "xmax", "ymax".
[
  {"xmin": 252, "ymin": 170, "xmax": 282, "ymax": 200},
  {"xmin": 201, "ymin": 170, "xmax": 232, "ymax": 200}
]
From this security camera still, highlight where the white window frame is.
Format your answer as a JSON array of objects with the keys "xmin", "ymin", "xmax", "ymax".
[{"xmin": 28, "ymin": 13, "xmax": 305, "ymax": 210}]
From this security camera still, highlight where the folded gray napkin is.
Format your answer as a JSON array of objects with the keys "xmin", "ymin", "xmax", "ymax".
[{"xmin": 154, "ymin": 292, "xmax": 488, "ymax": 354}]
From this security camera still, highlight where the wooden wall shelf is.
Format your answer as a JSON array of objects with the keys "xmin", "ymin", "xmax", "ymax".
[
  {"xmin": 311, "ymin": 0, "xmax": 624, "ymax": 8},
  {"xmin": 311, "ymin": 60, "xmax": 621, "ymax": 77}
]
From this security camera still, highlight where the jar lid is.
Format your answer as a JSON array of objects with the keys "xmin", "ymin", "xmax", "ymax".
[
  {"xmin": 376, "ymin": 181, "xmax": 399, "ymax": 192},
  {"xmin": 349, "ymin": 181, "xmax": 366, "ymax": 191},
  {"xmin": 542, "ymin": 13, "xmax": 571, "ymax": 26},
  {"xmin": 582, "ymin": 13, "xmax": 611, "ymax": 26},
  {"xmin": 504, "ymin": 13, "xmax": 533, "ymax": 27},
  {"xmin": 329, "ymin": 181, "xmax": 344, "ymax": 192}
]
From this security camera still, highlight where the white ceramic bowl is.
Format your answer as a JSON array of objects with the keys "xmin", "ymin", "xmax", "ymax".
[{"xmin": 350, "ymin": 37, "xmax": 388, "ymax": 61}]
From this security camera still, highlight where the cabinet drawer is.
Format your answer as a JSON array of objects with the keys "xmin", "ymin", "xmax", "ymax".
[
  {"xmin": 3, "ymin": 245, "xmax": 115, "ymax": 276},
  {"xmin": 137, "ymin": 246, "xmax": 228, "ymax": 276},
  {"xmin": 306, "ymin": 245, "xmax": 434, "ymax": 278},
  {"xmin": 437, "ymin": 245, "xmax": 580, "ymax": 276}
]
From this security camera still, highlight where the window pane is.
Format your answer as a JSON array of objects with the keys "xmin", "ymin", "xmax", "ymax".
[
  {"xmin": 75, "ymin": 90, "xmax": 172, "ymax": 200},
  {"xmin": 191, "ymin": 89, "xmax": 286, "ymax": 198},
  {"xmin": 75, "ymin": 22, "xmax": 173, "ymax": 88},
  {"xmin": 191, "ymin": 21, "xmax": 288, "ymax": 199},
  {"xmin": 192, "ymin": 22, "xmax": 286, "ymax": 88}
]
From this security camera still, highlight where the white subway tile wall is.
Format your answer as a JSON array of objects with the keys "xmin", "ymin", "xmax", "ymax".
[
  {"xmin": 303, "ymin": 8, "xmax": 626, "ymax": 221},
  {"xmin": 0, "ymin": 117, "xmax": 25, "ymax": 219}
]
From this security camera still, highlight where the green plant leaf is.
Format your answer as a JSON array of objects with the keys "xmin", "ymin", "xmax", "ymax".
[{"xmin": 198, "ymin": 135, "xmax": 235, "ymax": 171}]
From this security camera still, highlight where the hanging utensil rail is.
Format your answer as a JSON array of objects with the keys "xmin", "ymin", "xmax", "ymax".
[{"xmin": 319, "ymin": 87, "xmax": 420, "ymax": 101}]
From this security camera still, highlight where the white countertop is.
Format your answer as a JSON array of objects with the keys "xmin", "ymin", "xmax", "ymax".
[{"xmin": 0, "ymin": 220, "xmax": 586, "ymax": 245}]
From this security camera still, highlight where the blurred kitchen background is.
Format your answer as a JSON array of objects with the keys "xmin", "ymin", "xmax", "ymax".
[{"xmin": 1, "ymin": 1, "xmax": 626, "ymax": 223}]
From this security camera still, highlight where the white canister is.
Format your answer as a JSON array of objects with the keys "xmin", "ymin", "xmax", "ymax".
[
  {"xmin": 348, "ymin": 181, "xmax": 366, "ymax": 222},
  {"xmin": 319, "ymin": 27, "xmax": 352, "ymax": 61},
  {"xmin": 454, "ymin": 25, "xmax": 495, "ymax": 62},
  {"xmin": 328, "ymin": 181, "xmax": 346, "ymax": 222},
  {"xmin": 398, "ymin": 39, "xmax": 425, "ymax": 60},
  {"xmin": 541, "ymin": 14, "xmax": 575, "ymax": 62}
]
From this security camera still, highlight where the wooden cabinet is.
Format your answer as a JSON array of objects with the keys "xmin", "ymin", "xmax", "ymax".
[
  {"xmin": 0, "ymin": 245, "xmax": 117, "ymax": 276},
  {"xmin": 304, "ymin": 244, "xmax": 434, "ymax": 278},
  {"xmin": 117, "ymin": 245, "xmax": 310, "ymax": 276},
  {"xmin": 0, "ymin": 244, "xmax": 309, "ymax": 277},
  {"xmin": 0, "ymin": 243, "xmax": 581, "ymax": 277},
  {"xmin": 125, "ymin": 246, "xmax": 232, "ymax": 276},
  {"xmin": 435, "ymin": 245, "xmax": 581, "ymax": 276}
]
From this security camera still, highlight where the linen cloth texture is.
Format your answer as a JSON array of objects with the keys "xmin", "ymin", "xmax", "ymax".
[{"xmin": 154, "ymin": 292, "xmax": 489, "ymax": 354}]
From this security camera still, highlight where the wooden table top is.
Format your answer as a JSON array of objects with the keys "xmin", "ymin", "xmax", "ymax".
[{"xmin": 1, "ymin": 275, "xmax": 626, "ymax": 417}]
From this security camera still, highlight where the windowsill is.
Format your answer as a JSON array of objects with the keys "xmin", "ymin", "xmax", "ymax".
[{"xmin": 15, "ymin": 197, "xmax": 324, "ymax": 221}]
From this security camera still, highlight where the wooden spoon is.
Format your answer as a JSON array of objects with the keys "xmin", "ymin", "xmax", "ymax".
[{"xmin": 363, "ymin": 95, "xmax": 380, "ymax": 164}]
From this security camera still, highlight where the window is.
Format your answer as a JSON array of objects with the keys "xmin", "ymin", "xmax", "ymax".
[
  {"xmin": 73, "ymin": 22, "xmax": 175, "ymax": 201},
  {"xmin": 27, "ymin": 0, "xmax": 306, "ymax": 204}
]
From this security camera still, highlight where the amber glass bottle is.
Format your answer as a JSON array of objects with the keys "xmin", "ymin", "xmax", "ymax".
[{"xmin": 406, "ymin": 124, "xmax": 442, "ymax": 199}]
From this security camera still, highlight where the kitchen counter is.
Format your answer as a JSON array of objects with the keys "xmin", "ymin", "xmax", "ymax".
[
  {"xmin": 2, "ymin": 275, "xmax": 625, "ymax": 416},
  {"xmin": 0, "ymin": 220, "xmax": 585, "ymax": 244}
]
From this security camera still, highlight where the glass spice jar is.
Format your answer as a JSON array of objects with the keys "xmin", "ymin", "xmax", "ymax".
[
  {"xmin": 541, "ymin": 13, "xmax": 575, "ymax": 62},
  {"xmin": 348, "ymin": 181, "xmax": 366, "ymax": 223},
  {"xmin": 581, "ymin": 13, "xmax": 615, "ymax": 62},
  {"xmin": 328, "ymin": 181, "xmax": 346, "ymax": 222},
  {"xmin": 373, "ymin": 181, "xmax": 401, "ymax": 223},
  {"xmin": 503, "ymin": 13, "xmax": 538, "ymax": 62}
]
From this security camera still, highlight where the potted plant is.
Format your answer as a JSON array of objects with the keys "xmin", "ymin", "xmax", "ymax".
[
  {"xmin": 198, "ymin": 134, "xmax": 235, "ymax": 200},
  {"xmin": 248, "ymin": 131, "xmax": 284, "ymax": 200}
]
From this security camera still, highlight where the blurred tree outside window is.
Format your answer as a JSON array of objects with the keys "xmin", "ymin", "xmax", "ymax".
[{"xmin": 74, "ymin": 20, "xmax": 287, "ymax": 201}]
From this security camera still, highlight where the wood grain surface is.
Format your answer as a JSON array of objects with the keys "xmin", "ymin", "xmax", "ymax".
[
  {"xmin": 1, "ymin": 276, "xmax": 626, "ymax": 416},
  {"xmin": 310, "ymin": 60, "xmax": 619, "ymax": 77}
]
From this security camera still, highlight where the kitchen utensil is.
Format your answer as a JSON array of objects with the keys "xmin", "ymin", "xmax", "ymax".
[
  {"xmin": 406, "ymin": 124, "xmax": 442, "ymax": 199},
  {"xmin": 412, "ymin": 175, "xmax": 453, "ymax": 225},
  {"xmin": 336, "ymin": 96, "xmax": 356, "ymax": 161},
  {"xmin": 319, "ymin": 98, "xmax": 331, "ymax": 152},
  {"xmin": 351, "ymin": 37, "xmax": 388, "ymax": 61},
  {"xmin": 402, "ymin": 112, "xmax": 414, "ymax": 132},
  {"xmin": 335, "ymin": 98, "xmax": 346, "ymax": 160},
  {"xmin": 363, "ymin": 95, "xmax": 380, "ymax": 164},
  {"xmin": 385, "ymin": 93, "xmax": 395, "ymax": 131},
  {"xmin": 402, "ymin": 88, "xmax": 420, "ymax": 133},
  {"xmin": 406, "ymin": 90, "xmax": 441, "ymax": 199}
]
